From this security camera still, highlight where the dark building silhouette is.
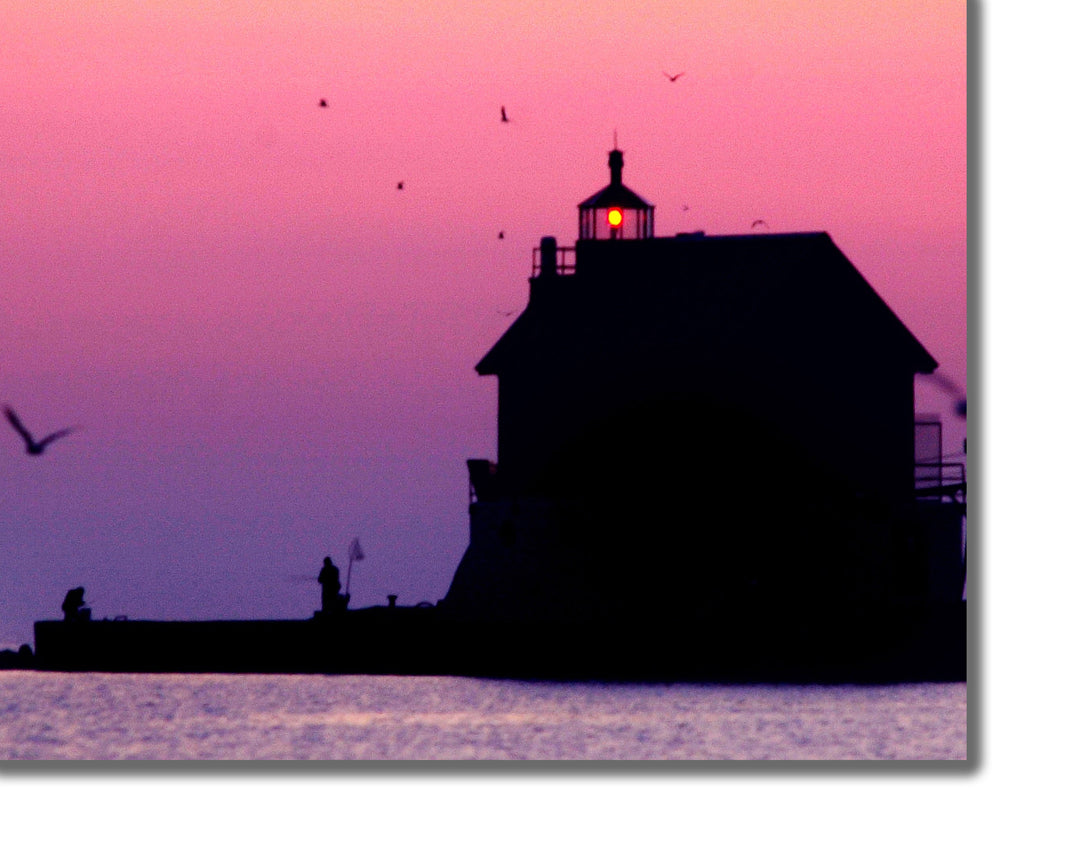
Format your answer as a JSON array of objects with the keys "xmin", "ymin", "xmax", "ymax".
[
  {"xmin": 443, "ymin": 148, "xmax": 964, "ymax": 626},
  {"xmin": 26, "ymin": 148, "xmax": 966, "ymax": 682}
]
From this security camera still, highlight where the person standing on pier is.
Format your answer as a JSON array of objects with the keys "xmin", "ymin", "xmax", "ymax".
[{"xmin": 318, "ymin": 557, "xmax": 348, "ymax": 614}]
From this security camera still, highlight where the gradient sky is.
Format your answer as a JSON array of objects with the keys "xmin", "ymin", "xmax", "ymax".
[{"xmin": 0, "ymin": 0, "xmax": 966, "ymax": 648}]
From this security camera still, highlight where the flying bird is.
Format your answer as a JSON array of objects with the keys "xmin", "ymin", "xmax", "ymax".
[
  {"xmin": 498, "ymin": 231, "xmax": 505, "ymax": 239},
  {"xmin": 397, "ymin": 181, "xmax": 404, "ymax": 190},
  {"xmin": 662, "ymin": 71, "xmax": 685, "ymax": 82},
  {"xmin": 319, "ymin": 99, "xmax": 328, "ymax": 108},
  {"xmin": 4, "ymin": 406, "xmax": 76, "ymax": 456},
  {"xmin": 500, "ymin": 106, "xmax": 509, "ymax": 123},
  {"xmin": 751, "ymin": 219, "xmax": 768, "ymax": 230}
]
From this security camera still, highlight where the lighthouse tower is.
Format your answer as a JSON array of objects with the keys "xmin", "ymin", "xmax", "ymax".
[{"xmin": 577, "ymin": 147, "xmax": 654, "ymax": 240}]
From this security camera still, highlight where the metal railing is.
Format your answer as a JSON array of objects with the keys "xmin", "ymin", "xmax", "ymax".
[
  {"xmin": 915, "ymin": 461, "xmax": 966, "ymax": 502},
  {"xmin": 532, "ymin": 245, "xmax": 576, "ymax": 277}
]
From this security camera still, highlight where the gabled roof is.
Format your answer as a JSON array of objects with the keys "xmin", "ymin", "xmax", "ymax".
[
  {"xmin": 577, "ymin": 182, "xmax": 653, "ymax": 211},
  {"xmin": 475, "ymin": 303, "xmax": 544, "ymax": 375},
  {"xmin": 476, "ymin": 232, "xmax": 937, "ymax": 377}
]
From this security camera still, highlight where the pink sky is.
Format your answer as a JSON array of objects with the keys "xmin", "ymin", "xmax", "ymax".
[{"xmin": 0, "ymin": 0, "xmax": 965, "ymax": 647}]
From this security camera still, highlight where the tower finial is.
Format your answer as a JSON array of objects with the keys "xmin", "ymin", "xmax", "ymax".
[
  {"xmin": 608, "ymin": 147, "xmax": 624, "ymax": 186},
  {"xmin": 613, "ymin": 129, "xmax": 618, "ymax": 150}
]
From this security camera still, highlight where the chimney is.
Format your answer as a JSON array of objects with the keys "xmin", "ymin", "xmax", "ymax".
[
  {"xmin": 538, "ymin": 236, "xmax": 557, "ymax": 277},
  {"xmin": 529, "ymin": 236, "xmax": 559, "ymax": 303}
]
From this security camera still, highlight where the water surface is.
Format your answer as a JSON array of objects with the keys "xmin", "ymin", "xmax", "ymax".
[{"xmin": 0, "ymin": 672, "xmax": 965, "ymax": 760}]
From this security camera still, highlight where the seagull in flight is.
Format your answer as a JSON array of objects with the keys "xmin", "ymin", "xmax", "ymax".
[
  {"xmin": 500, "ymin": 106, "xmax": 510, "ymax": 123},
  {"xmin": 4, "ymin": 406, "xmax": 76, "ymax": 456},
  {"xmin": 662, "ymin": 70, "xmax": 685, "ymax": 82},
  {"xmin": 751, "ymin": 219, "xmax": 769, "ymax": 230},
  {"xmin": 319, "ymin": 99, "xmax": 328, "ymax": 108}
]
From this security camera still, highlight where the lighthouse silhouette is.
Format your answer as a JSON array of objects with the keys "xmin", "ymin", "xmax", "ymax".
[{"xmin": 442, "ymin": 147, "xmax": 963, "ymax": 630}]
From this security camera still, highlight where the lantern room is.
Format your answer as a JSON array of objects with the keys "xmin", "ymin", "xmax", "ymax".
[{"xmin": 577, "ymin": 148, "xmax": 655, "ymax": 240}]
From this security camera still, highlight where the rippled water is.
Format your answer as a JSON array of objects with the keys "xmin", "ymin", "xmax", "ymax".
[{"xmin": 0, "ymin": 671, "xmax": 965, "ymax": 760}]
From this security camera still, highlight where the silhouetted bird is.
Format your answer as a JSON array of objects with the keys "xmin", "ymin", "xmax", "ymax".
[
  {"xmin": 500, "ymin": 106, "xmax": 509, "ymax": 123},
  {"xmin": 681, "ymin": 204, "xmax": 690, "ymax": 212},
  {"xmin": 319, "ymin": 99, "xmax": 328, "ymax": 108},
  {"xmin": 663, "ymin": 71, "xmax": 685, "ymax": 82},
  {"xmin": 497, "ymin": 309, "xmax": 517, "ymax": 317},
  {"xmin": 498, "ymin": 231, "xmax": 505, "ymax": 239},
  {"xmin": 397, "ymin": 181, "xmax": 404, "ymax": 190},
  {"xmin": 4, "ymin": 407, "xmax": 75, "ymax": 455},
  {"xmin": 751, "ymin": 219, "xmax": 768, "ymax": 230}
]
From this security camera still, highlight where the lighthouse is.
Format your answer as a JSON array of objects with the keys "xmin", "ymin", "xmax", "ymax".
[{"xmin": 442, "ymin": 148, "xmax": 961, "ymax": 627}]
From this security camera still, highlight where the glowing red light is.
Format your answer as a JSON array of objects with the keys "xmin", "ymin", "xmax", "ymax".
[{"xmin": 607, "ymin": 207, "xmax": 624, "ymax": 228}]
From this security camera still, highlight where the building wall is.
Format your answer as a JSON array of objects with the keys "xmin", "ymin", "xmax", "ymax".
[
  {"xmin": 447, "ymin": 235, "xmax": 935, "ymax": 619},
  {"xmin": 915, "ymin": 500, "xmax": 967, "ymax": 602},
  {"xmin": 444, "ymin": 497, "xmax": 595, "ymax": 623}
]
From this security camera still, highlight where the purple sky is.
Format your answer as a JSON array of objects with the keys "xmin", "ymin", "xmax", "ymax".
[{"xmin": 0, "ymin": 1, "xmax": 965, "ymax": 647}]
